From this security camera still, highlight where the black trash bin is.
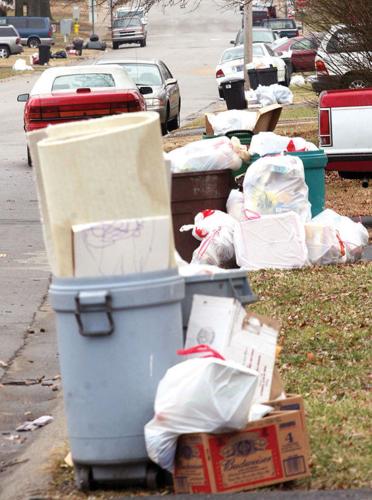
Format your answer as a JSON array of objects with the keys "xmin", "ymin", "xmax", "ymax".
[
  {"xmin": 221, "ymin": 77, "xmax": 246, "ymax": 110},
  {"xmin": 248, "ymin": 67, "xmax": 278, "ymax": 90},
  {"xmin": 38, "ymin": 44, "xmax": 50, "ymax": 65}
]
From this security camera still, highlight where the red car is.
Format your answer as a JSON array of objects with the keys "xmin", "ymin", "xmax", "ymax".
[
  {"xmin": 17, "ymin": 65, "xmax": 146, "ymax": 165},
  {"xmin": 274, "ymin": 35, "xmax": 320, "ymax": 72}
]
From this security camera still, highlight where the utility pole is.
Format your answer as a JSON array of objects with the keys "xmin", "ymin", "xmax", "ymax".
[
  {"xmin": 110, "ymin": 0, "xmax": 113, "ymax": 29},
  {"xmin": 91, "ymin": 0, "xmax": 95, "ymax": 34},
  {"xmin": 243, "ymin": 0, "xmax": 253, "ymax": 90}
]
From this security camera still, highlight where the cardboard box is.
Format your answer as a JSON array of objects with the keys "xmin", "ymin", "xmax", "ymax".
[
  {"xmin": 205, "ymin": 104, "xmax": 282, "ymax": 136},
  {"xmin": 173, "ymin": 400, "xmax": 310, "ymax": 494}
]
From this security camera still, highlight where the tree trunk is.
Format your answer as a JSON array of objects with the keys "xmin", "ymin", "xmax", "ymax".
[{"xmin": 15, "ymin": 0, "xmax": 52, "ymax": 18}]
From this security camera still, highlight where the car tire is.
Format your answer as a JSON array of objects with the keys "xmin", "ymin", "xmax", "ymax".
[
  {"xmin": 342, "ymin": 72, "xmax": 370, "ymax": 90},
  {"xmin": 27, "ymin": 37, "xmax": 40, "ymax": 48},
  {"xmin": 140, "ymin": 39, "xmax": 147, "ymax": 47},
  {"xmin": 218, "ymin": 87, "xmax": 224, "ymax": 99},
  {"xmin": 0, "ymin": 45, "xmax": 10, "ymax": 59},
  {"xmin": 112, "ymin": 41, "xmax": 119, "ymax": 49},
  {"xmin": 161, "ymin": 106, "xmax": 169, "ymax": 135},
  {"xmin": 168, "ymin": 100, "xmax": 181, "ymax": 132}
]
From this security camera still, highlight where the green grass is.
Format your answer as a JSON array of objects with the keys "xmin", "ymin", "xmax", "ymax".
[
  {"xmin": 280, "ymin": 105, "xmax": 318, "ymax": 121},
  {"xmin": 248, "ymin": 262, "xmax": 372, "ymax": 490}
]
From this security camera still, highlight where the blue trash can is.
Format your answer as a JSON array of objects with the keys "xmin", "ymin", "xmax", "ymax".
[{"xmin": 49, "ymin": 269, "xmax": 185, "ymax": 490}]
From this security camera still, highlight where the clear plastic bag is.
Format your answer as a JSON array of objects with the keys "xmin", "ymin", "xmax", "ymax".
[
  {"xmin": 191, "ymin": 226, "xmax": 237, "ymax": 268},
  {"xmin": 305, "ymin": 223, "xmax": 347, "ymax": 265},
  {"xmin": 144, "ymin": 345, "xmax": 258, "ymax": 472},
  {"xmin": 226, "ymin": 189, "xmax": 245, "ymax": 221},
  {"xmin": 243, "ymin": 155, "xmax": 312, "ymax": 222},
  {"xmin": 168, "ymin": 136, "xmax": 242, "ymax": 173},
  {"xmin": 311, "ymin": 209, "xmax": 369, "ymax": 262}
]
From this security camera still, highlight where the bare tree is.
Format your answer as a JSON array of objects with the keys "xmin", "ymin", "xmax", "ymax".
[
  {"xmin": 13, "ymin": 0, "xmax": 51, "ymax": 17},
  {"xmin": 302, "ymin": 0, "xmax": 372, "ymax": 86}
]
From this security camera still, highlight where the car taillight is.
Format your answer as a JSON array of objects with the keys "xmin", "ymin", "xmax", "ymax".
[
  {"xmin": 319, "ymin": 108, "xmax": 332, "ymax": 146},
  {"xmin": 111, "ymin": 96, "xmax": 143, "ymax": 113},
  {"xmin": 48, "ymin": 29, "xmax": 52, "ymax": 37},
  {"xmin": 216, "ymin": 69, "xmax": 225, "ymax": 78},
  {"xmin": 315, "ymin": 59, "xmax": 328, "ymax": 74},
  {"xmin": 41, "ymin": 106, "xmax": 60, "ymax": 119},
  {"xmin": 28, "ymin": 106, "xmax": 42, "ymax": 120}
]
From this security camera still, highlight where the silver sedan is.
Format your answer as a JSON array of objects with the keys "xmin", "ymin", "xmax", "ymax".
[{"xmin": 96, "ymin": 58, "xmax": 181, "ymax": 134}]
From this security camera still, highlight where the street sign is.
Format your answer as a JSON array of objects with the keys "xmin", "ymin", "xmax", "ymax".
[
  {"xmin": 72, "ymin": 5, "xmax": 80, "ymax": 21},
  {"xmin": 60, "ymin": 18, "xmax": 73, "ymax": 36}
]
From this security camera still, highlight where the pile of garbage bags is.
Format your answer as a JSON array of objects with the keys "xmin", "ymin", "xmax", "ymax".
[{"xmin": 172, "ymin": 135, "xmax": 368, "ymax": 270}]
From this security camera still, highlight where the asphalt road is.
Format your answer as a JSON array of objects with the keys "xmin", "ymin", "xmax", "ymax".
[{"xmin": 0, "ymin": 2, "xmax": 241, "ymax": 496}]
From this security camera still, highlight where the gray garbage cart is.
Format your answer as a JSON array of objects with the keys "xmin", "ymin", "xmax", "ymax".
[{"xmin": 50, "ymin": 269, "xmax": 185, "ymax": 490}]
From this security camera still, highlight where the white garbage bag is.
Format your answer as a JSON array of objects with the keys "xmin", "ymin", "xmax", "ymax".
[
  {"xmin": 180, "ymin": 209, "xmax": 236, "ymax": 241},
  {"xmin": 12, "ymin": 58, "xmax": 33, "ymax": 71},
  {"xmin": 311, "ymin": 209, "xmax": 369, "ymax": 262},
  {"xmin": 206, "ymin": 110, "xmax": 257, "ymax": 135},
  {"xmin": 191, "ymin": 225, "xmax": 237, "ymax": 268},
  {"xmin": 243, "ymin": 155, "xmax": 312, "ymax": 222},
  {"xmin": 305, "ymin": 223, "xmax": 347, "ymax": 265},
  {"xmin": 290, "ymin": 74, "xmax": 306, "ymax": 87},
  {"xmin": 168, "ymin": 136, "xmax": 242, "ymax": 173},
  {"xmin": 234, "ymin": 211, "xmax": 309, "ymax": 270},
  {"xmin": 254, "ymin": 85, "xmax": 277, "ymax": 106},
  {"xmin": 145, "ymin": 347, "xmax": 258, "ymax": 472},
  {"xmin": 249, "ymin": 132, "xmax": 318, "ymax": 156},
  {"xmin": 226, "ymin": 189, "xmax": 245, "ymax": 221},
  {"xmin": 271, "ymin": 84, "xmax": 293, "ymax": 105}
]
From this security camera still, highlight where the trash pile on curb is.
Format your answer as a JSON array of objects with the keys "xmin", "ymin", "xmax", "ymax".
[
  {"xmin": 26, "ymin": 108, "xmax": 368, "ymax": 493},
  {"xmin": 169, "ymin": 108, "xmax": 369, "ymax": 272}
]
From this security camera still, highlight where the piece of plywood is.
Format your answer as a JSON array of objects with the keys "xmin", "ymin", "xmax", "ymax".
[
  {"xmin": 72, "ymin": 216, "xmax": 170, "ymax": 277},
  {"xmin": 30, "ymin": 112, "xmax": 175, "ymax": 276}
]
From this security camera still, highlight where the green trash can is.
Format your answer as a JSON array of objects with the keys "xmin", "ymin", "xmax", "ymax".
[
  {"xmin": 242, "ymin": 150, "xmax": 328, "ymax": 217},
  {"xmin": 225, "ymin": 129, "xmax": 254, "ymax": 146}
]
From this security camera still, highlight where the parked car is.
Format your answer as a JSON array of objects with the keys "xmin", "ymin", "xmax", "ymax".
[
  {"xmin": 96, "ymin": 59, "xmax": 180, "ymax": 134},
  {"xmin": 261, "ymin": 18, "xmax": 299, "ymax": 38},
  {"xmin": 231, "ymin": 27, "xmax": 279, "ymax": 47},
  {"xmin": 273, "ymin": 35, "xmax": 320, "ymax": 72},
  {"xmin": 0, "ymin": 16, "xmax": 53, "ymax": 47},
  {"xmin": 311, "ymin": 25, "xmax": 372, "ymax": 93},
  {"xmin": 319, "ymin": 88, "xmax": 372, "ymax": 184},
  {"xmin": 0, "ymin": 24, "xmax": 23, "ymax": 58},
  {"xmin": 252, "ymin": 6, "xmax": 276, "ymax": 27},
  {"xmin": 216, "ymin": 43, "xmax": 288, "ymax": 96},
  {"xmin": 112, "ymin": 16, "xmax": 147, "ymax": 49},
  {"xmin": 17, "ymin": 65, "xmax": 146, "ymax": 165}
]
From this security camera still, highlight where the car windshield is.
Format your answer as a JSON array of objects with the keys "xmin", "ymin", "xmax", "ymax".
[
  {"xmin": 222, "ymin": 44, "xmax": 265, "ymax": 62},
  {"xmin": 52, "ymin": 73, "xmax": 115, "ymax": 91},
  {"xmin": 120, "ymin": 64, "xmax": 162, "ymax": 86},
  {"xmin": 113, "ymin": 17, "xmax": 141, "ymax": 28},
  {"xmin": 264, "ymin": 19, "xmax": 296, "ymax": 30},
  {"xmin": 252, "ymin": 30, "xmax": 274, "ymax": 43},
  {"xmin": 117, "ymin": 9, "xmax": 144, "ymax": 18}
]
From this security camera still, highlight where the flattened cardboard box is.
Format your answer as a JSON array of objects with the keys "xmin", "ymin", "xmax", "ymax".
[{"xmin": 173, "ymin": 404, "xmax": 310, "ymax": 494}]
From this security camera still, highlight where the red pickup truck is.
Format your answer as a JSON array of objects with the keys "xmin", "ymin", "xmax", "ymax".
[{"xmin": 319, "ymin": 88, "xmax": 372, "ymax": 187}]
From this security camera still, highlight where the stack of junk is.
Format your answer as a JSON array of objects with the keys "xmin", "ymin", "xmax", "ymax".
[{"xmin": 26, "ymin": 107, "xmax": 367, "ymax": 493}]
